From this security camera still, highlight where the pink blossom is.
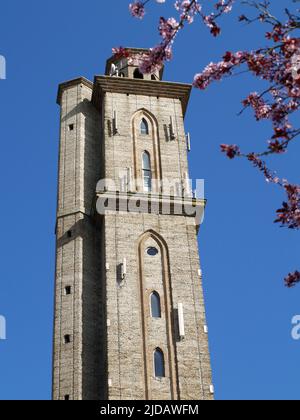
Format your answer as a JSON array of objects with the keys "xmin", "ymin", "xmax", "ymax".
[
  {"xmin": 275, "ymin": 184, "xmax": 300, "ymax": 229},
  {"xmin": 139, "ymin": 45, "xmax": 173, "ymax": 74},
  {"xmin": 220, "ymin": 144, "xmax": 240, "ymax": 159},
  {"xmin": 285, "ymin": 271, "xmax": 300, "ymax": 288},
  {"xmin": 129, "ymin": 2, "xmax": 145, "ymax": 19}
]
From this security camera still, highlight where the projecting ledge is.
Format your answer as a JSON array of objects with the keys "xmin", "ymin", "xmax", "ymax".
[
  {"xmin": 95, "ymin": 190, "xmax": 206, "ymax": 226},
  {"xmin": 92, "ymin": 76, "xmax": 192, "ymax": 116}
]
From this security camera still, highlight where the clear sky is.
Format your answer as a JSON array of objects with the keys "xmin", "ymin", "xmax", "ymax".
[{"xmin": 0, "ymin": 0, "xmax": 299, "ymax": 401}]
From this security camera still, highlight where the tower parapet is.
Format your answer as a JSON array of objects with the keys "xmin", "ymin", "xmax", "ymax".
[{"xmin": 105, "ymin": 48, "xmax": 164, "ymax": 81}]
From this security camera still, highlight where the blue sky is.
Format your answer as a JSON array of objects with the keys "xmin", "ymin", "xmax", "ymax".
[{"xmin": 0, "ymin": 0, "xmax": 299, "ymax": 400}]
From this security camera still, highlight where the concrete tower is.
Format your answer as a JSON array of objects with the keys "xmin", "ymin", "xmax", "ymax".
[{"xmin": 53, "ymin": 49, "xmax": 213, "ymax": 401}]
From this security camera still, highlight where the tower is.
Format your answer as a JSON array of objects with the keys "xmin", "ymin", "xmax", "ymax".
[{"xmin": 53, "ymin": 49, "xmax": 213, "ymax": 401}]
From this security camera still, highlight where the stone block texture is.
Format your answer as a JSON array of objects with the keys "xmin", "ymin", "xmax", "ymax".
[{"xmin": 53, "ymin": 52, "xmax": 213, "ymax": 401}]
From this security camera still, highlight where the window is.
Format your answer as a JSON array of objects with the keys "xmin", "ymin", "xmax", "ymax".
[
  {"xmin": 68, "ymin": 124, "xmax": 74, "ymax": 131},
  {"xmin": 151, "ymin": 74, "xmax": 156, "ymax": 81},
  {"xmin": 65, "ymin": 286, "xmax": 71, "ymax": 296},
  {"xmin": 64, "ymin": 395, "xmax": 70, "ymax": 401},
  {"xmin": 64, "ymin": 334, "xmax": 71, "ymax": 344},
  {"xmin": 140, "ymin": 118, "xmax": 149, "ymax": 135},
  {"xmin": 142, "ymin": 151, "xmax": 152, "ymax": 192},
  {"xmin": 134, "ymin": 68, "xmax": 144, "ymax": 79},
  {"xmin": 147, "ymin": 247, "xmax": 159, "ymax": 257},
  {"xmin": 154, "ymin": 348, "xmax": 165, "ymax": 378},
  {"xmin": 151, "ymin": 292, "xmax": 161, "ymax": 318},
  {"xmin": 67, "ymin": 230, "xmax": 72, "ymax": 238}
]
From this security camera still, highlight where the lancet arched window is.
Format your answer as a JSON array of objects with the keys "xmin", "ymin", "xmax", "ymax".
[
  {"xmin": 140, "ymin": 118, "xmax": 149, "ymax": 135},
  {"xmin": 154, "ymin": 348, "xmax": 165, "ymax": 378},
  {"xmin": 142, "ymin": 151, "xmax": 152, "ymax": 192},
  {"xmin": 150, "ymin": 292, "xmax": 161, "ymax": 318}
]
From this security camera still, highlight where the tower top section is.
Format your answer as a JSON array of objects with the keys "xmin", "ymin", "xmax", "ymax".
[
  {"xmin": 105, "ymin": 48, "xmax": 164, "ymax": 81},
  {"xmin": 57, "ymin": 48, "xmax": 192, "ymax": 116}
]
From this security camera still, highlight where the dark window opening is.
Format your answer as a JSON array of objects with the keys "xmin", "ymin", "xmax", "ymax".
[
  {"xmin": 151, "ymin": 292, "xmax": 162, "ymax": 318},
  {"xmin": 134, "ymin": 68, "xmax": 144, "ymax": 79},
  {"xmin": 64, "ymin": 395, "xmax": 70, "ymax": 401},
  {"xmin": 67, "ymin": 230, "xmax": 72, "ymax": 238},
  {"xmin": 64, "ymin": 335, "xmax": 71, "ymax": 344},
  {"xmin": 68, "ymin": 124, "xmax": 74, "ymax": 131},
  {"xmin": 140, "ymin": 118, "xmax": 149, "ymax": 135},
  {"xmin": 65, "ymin": 286, "xmax": 71, "ymax": 295},
  {"xmin": 151, "ymin": 74, "xmax": 156, "ymax": 81},
  {"xmin": 154, "ymin": 348, "xmax": 165, "ymax": 378}
]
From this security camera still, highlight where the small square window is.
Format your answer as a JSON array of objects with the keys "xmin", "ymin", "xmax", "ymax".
[
  {"xmin": 64, "ymin": 395, "xmax": 70, "ymax": 401},
  {"xmin": 65, "ymin": 286, "xmax": 71, "ymax": 295},
  {"xmin": 68, "ymin": 124, "xmax": 74, "ymax": 131},
  {"xmin": 64, "ymin": 334, "xmax": 71, "ymax": 344}
]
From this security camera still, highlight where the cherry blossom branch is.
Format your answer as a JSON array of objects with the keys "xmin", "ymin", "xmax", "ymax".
[
  {"xmin": 127, "ymin": 0, "xmax": 201, "ymax": 73},
  {"xmin": 125, "ymin": 0, "xmax": 300, "ymax": 287},
  {"xmin": 125, "ymin": 1, "xmax": 234, "ymax": 73}
]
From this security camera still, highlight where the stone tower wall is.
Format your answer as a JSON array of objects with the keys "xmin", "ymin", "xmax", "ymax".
[
  {"xmin": 53, "ymin": 81, "xmax": 106, "ymax": 400},
  {"xmin": 53, "ymin": 68, "xmax": 213, "ymax": 400}
]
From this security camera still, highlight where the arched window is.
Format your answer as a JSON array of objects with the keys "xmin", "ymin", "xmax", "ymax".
[
  {"xmin": 140, "ymin": 118, "xmax": 149, "ymax": 135},
  {"xmin": 150, "ymin": 292, "xmax": 161, "ymax": 318},
  {"xmin": 142, "ymin": 151, "xmax": 152, "ymax": 192},
  {"xmin": 154, "ymin": 348, "xmax": 165, "ymax": 378},
  {"xmin": 134, "ymin": 68, "xmax": 144, "ymax": 79}
]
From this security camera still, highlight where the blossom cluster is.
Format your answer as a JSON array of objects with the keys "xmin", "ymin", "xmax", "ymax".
[
  {"xmin": 174, "ymin": 0, "xmax": 202, "ymax": 24},
  {"xmin": 276, "ymin": 184, "xmax": 300, "ymax": 229},
  {"xmin": 285, "ymin": 271, "xmax": 300, "ymax": 288},
  {"xmin": 201, "ymin": 0, "xmax": 233, "ymax": 36},
  {"xmin": 129, "ymin": 1, "xmax": 146, "ymax": 19},
  {"xmin": 194, "ymin": 47, "xmax": 300, "ymax": 147}
]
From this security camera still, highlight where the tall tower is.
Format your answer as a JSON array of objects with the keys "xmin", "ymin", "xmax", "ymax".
[{"xmin": 53, "ymin": 49, "xmax": 213, "ymax": 401}]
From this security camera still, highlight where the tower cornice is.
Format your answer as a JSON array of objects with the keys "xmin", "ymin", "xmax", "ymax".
[
  {"xmin": 57, "ymin": 76, "xmax": 192, "ymax": 117},
  {"xmin": 56, "ymin": 77, "xmax": 93, "ymax": 105},
  {"xmin": 92, "ymin": 76, "xmax": 192, "ymax": 117}
]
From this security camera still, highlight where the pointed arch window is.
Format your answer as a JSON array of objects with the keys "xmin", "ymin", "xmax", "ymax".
[
  {"xmin": 140, "ymin": 118, "xmax": 149, "ymax": 135},
  {"xmin": 142, "ymin": 151, "xmax": 152, "ymax": 192},
  {"xmin": 150, "ymin": 292, "xmax": 161, "ymax": 318},
  {"xmin": 154, "ymin": 348, "xmax": 165, "ymax": 378}
]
